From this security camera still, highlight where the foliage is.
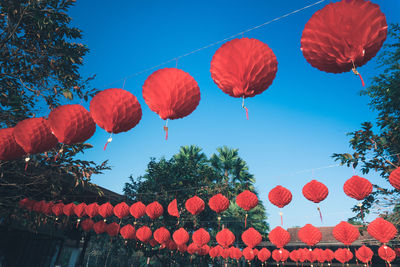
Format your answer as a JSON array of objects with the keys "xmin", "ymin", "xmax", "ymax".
[
  {"xmin": 0, "ymin": 0, "xmax": 109, "ymax": 217},
  {"xmin": 332, "ymin": 24, "xmax": 400, "ymax": 224}
]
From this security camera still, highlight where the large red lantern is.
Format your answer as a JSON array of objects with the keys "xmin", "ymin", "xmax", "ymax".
[
  {"xmin": 378, "ymin": 245, "xmax": 396, "ymax": 263},
  {"xmin": 93, "ymin": 221, "xmax": 107, "ymax": 234},
  {"xmin": 98, "ymin": 202, "xmax": 114, "ymax": 219},
  {"xmin": 63, "ymin": 203, "xmax": 75, "ymax": 217},
  {"xmin": 192, "ymin": 228, "xmax": 210, "ymax": 247},
  {"xmin": 302, "ymin": 180, "xmax": 328, "ymax": 203},
  {"xmin": 332, "ymin": 221, "xmax": 359, "ymax": 245},
  {"xmin": 52, "ymin": 202, "xmax": 64, "ymax": 217},
  {"xmin": 208, "ymin": 193, "xmax": 229, "ymax": 214},
  {"xmin": 0, "ymin": 128, "xmax": 25, "ymax": 160},
  {"xmin": 268, "ymin": 186, "xmax": 292, "ymax": 208},
  {"xmin": 85, "ymin": 203, "xmax": 99, "ymax": 218},
  {"xmin": 236, "ymin": 190, "xmax": 259, "ymax": 211},
  {"xmin": 13, "ymin": 118, "xmax": 58, "ymax": 154},
  {"xmin": 216, "ymin": 228, "xmax": 235, "ymax": 248},
  {"xmin": 74, "ymin": 203, "xmax": 87, "ymax": 218},
  {"xmin": 106, "ymin": 222, "xmax": 120, "ymax": 237},
  {"xmin": 241, "ymin": 227, "xmax": 262, "ymax": 248},
  {"xmin": 389, "ymin": 167, "xmax": 400, "ymax": 190},
  {"xmin": 243, "ymin": 247, "xmax": 255, "ymax": 261},
  {"xmin": 136, "ymin": 226, "xmax": 152, "ymax": 243},
  {"xmin": 272, "ymin": 249, "xmax": 289, "ymax": 263},
  {"xmin": 81, "ymin": 219, "xmax": 94, "ymax": 232},
  {"xmin": 47, "ymin": 104, "xmax": 95, "ymax": 144},
  {"xmin": 167, "ymin": 199, "xmax": 179, "ymax": 218},
  {"xmin": 173, "ymin": 228, "xmax": 189, "ymax": 246},
  {"xmin": 258, "ymin": 248, "xmax": 271, "ymax": 263},
  {"xmin": 113, "ymin": 202, "xmax": 130, "ymax": 219},
  {"xmin": 185, "ymin": 196, "xmax": 205, "ymax": 215},
  {"xmin": 130, "ymin": 201, "xmax": 146, "ymax": 219},
  {"xmin": 145, "ymin": 201, "xmax": 164, "ymax": 219},
  {"xmin": 356, "ymin": 245, "xmax": 373, "ymax": 264},
  {"xmin": 153, "ymin": 227, "xmax": 171, "ymax": 245},
  {"xmin": 120, "ymin": 224, "xmax": 136, "ymax": 240},
  {"xmin": 210, "ymin": 38, "xmax": 278, "ymax": 119},
  {"xmin": 268, "ymin": 226, "xmax": 291, "ymax": 248},
  {"xmin": 334, "ymin": 248, "xmax": 353, "ymax": 264},
  {"xmin": 301, "ymin": 0, "xmax": 387, "ymax": 86},
  {"xmin": 343, "ymin": 175, "xmax": 373, "ymax": 200},
  {"xmin": 367, "ymin": 217, "xmax": 397, "ymax": 243},
  {"xmin": 298, "ymin": 224, "xmax": 322, "ymax": 247},
  {"xmin": 142, "ymin": 68, "xmax": 200, "ymax": 139}
]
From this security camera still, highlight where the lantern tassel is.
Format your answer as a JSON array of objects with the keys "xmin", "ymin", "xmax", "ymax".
[
  {"xmin": 351, "ymin": 61, "xmax": 365, "ymax": 87},
  {"xmin": 245, "ymin": 213, "xmax": 248, "ymax": 228},
  {"xmin": 242, "ymin": 97, "xmax": 249, "ymax": 120},
  {"xmin": 103, "ymin": 136, "xmax": 113, "ymax": 150},
  {"xmin": 279, "ymin": 211, "xmax": 283, "ymax": 226},
  {"xmin": 164, "ymin": 119, "xmax": 169, "ymax": 140},
  {"xmin": 317, "ymin": 206, "xmax": 323, "ymax": 223},
  {"xmin": 24, "ymin": 157, "xmax": 30, "ymax": 171},
  {"xmin": 357, "ymin": 203, "xmax": 364, "ymax": 223}
]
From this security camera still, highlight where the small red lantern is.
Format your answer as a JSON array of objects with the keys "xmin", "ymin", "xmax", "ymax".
[
  {"xmin": 220, "ymin": 249, "xmax": 230, "ymax": 259},
  {"xmin": 52, "ymin": 202, "xmax": 64, "ymax": 217},
  {"xmin": 136, "ymin": 226, "xmax": 152, "ymax": 243},
  {"xmin": 113, "ymin": 202, "xmax": 130, "ymax": 219},
  {"xmin": 290, "ymin": 250, "xmax": 300, "ymax": 263},
  {"xmin": 208, "ymin": 193, "xmax": 229, "ymax": 214},
  {"xmin": 229, "ymin": 247, "xmax": 242, "ymax": 260},
  {"xmin": 209, "ymin": 246, "xmax": 222, "ymax": 258},
  {"xmin": 367, "ymin": 217, "xmax": 397, "ymax": 243},
  {"xmin": 93, "ymin": 221, "xmax": 107, "ymax": 234},
  {"xmin": 389, "ymin": 167, "xmax": 400, "ymax": 190},
  {"xmin": 120, "ymin": 224, "xmax": 136, "ymax": 240},
  {"xmin": 173, "ymin": 228, "xmax": 189, "ymax": 246},
  {"xmin": 325, "ymin": 249, "xmax": 335, "ymax": 263},
  {"xmin": 185, "ymin": 196, "xmax": 205, "ymax": 215},
  {"xmin": 167, "ymin": 199, "xmax": 179, "ymax": 218},
  {"xmin": 343, "ymin": 175, "xmax": 373, "ymax": 200},
  {"xmin": 187, "ymin": 243, "xmax": 199, "ymax": 255},
  {"xmin": 272, "ymin": 248, "xmax": 289, "ymax": 263},
  {"xmin": 197, "ymin": 245, "xmax": 210, "ymax": 256},
  {"xmin": 216, "ymin": 228, "xmax": 235, "ymax": 248},
  {"xmin": 241, "ymin": 227, "xmax": 262, "ymax": 248},
  {"xmin": 192, "ymin": 228, "xmax": 210, "ymax": 247},
  {"xmin": 153, "ymin": 227, "xmax": 171, "ymax": 245},
  {"xmin": 74, "ymin": 203, "xmax": 87, "ymax": 218},
  {"xmin": 177, "ymin": 244, "xmax": 187, "ymax": 253},
  {"xmin": 63, "ymin": 203, "xmax": 75, "ymax": 217},
  {"xmin": 334, "ymin": 248, "xmax": 353, "ymax": 264},
  {"xmin": 236, "ymin": 190, "xmax": 258, "ymax": 211},
  {"xmin": 47, "ymin": 104, "xmax": 95, "ymax": 144},
  {"xmin": 243, "ymin": 247, "xmax": 255, "ymax": 261},
  {"xmin": 81, "ymin": 219, "xmax": 94, "ymax": 232},
  {"xmin": 302, "ymin": 180, "xmax": 328, "ymax": 203},
  {"xmin": 98, "ymin": 202, "xmax": 114, "ymax": 219},
  {"xmin": 378, "ymin": 245, "xmax": 396, "ymax": 263},
  {"xmin": 33, "ymin": 200, "xmax": 46, "ymax": 213},
  {"xmin": 332, "ymin": 221, "xmax": 360, "ymax": 245},
  {"xmin": 130, "ymin": 201, "xmax": 146, "ymax": 219},
  {"xmin": 85, "ymin": 203, "xmax": 99, "ymax": 218},
  {"xmin": 166, "ymin": 239, "xmax": 177, "ymax": 250},
  {"xmin": 106, "ymin": 222, "xmax": 120, "ymax": 237},
  {"xmin": 268, "ymin": 185, "xmax": 292, "ymax": 208},
  {"xmin": 268, "ymin": 226, "xmax": 291, "ymax": 248},
  {"xmin": 145, "ymin": 201, "xmax": 164, "ymax": 219},
  {"xmin": 298, "ymin": 224, "xmax": 322, "ymax": 247},
  {"xmin": 42, "ymin": 202, "xmax": 54, "ymax": 215},
  {"xmin": 0, "ymin": 128, "xmax": 25, "ymax": 160},
  {"xmin": 13, "ymin": 118, "xmax": 58, "ymax": 154},
  {"xmin": 314, "ymin": 248, "xmax": 325, "ymax": 263},
  {"xmin": 356, "ymin": 245, "xmax": 373, "ymax": 264},
  {"xmin": 258, "ymin": 248, "xmax": 271, "ymax": 263}
]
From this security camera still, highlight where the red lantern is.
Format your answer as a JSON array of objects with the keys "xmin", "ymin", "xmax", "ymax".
[
  {"xmin": 314, "ymin": 248, "xmax": 325, "ymax": 263},
  {"xmin": 142, "ymin": 68, "xmax": 200, "ymax": 139},
  {"xmin": 177, "ymin": 244, "xmax": 187, "ymax": 253},
  {"xmin": 243, "ymin": 247, "xmax": 255, "ymax": 261},
  {"xmin": 85, "ymin": 203, "xmax": 99, "ymax": 218},
  {"xmin": 74, "ymin": 203, "xmax": 87, "ymax": 218},
  {"xmin": 258, "ymin": 248, "xmax": 271, "ymax": 262},
  {"xmin": 356, "ymin": 245, "xmax": 373, "ymax": 264},
  {"xmin": 236, "ymin": 190, "xmax": 258, "ymax": 211},
  {"xmin": 81, "ymin": 219, "xmax": 94, "ymax": 232},
  {"xmin": 220, "ymin": 249, "xmax": 230, "ymax": 259},
  {"xmin": 13, "ymin": 118, "xmax": 58, "ymax": 154},
  {"xmin": 18, "ymin": 198, "xmax": 30, "ymax": 209},
  {"xmin": 378, "ymin": 245, "xmax": 396, "ymax": 263},
  {"xmin": 192, "ymin": 228, "xmax": 210, "ymax": 247},
  {"xmin": 343, "ymin": 175, "xmax": 373, "ymax": 200},
  {"xmin": 272, "ymin": 249, "xmax": 289, "ymax": 263},
  {"xmin": 302, "ymin": 180, "xmax": 328, "ymax": 203},
  {"xmin": 241, "ymin": 227, "xmax": 262, "ymax": 248},
  {"xmin": 153, "ymin": 227, "xmax": 171, "ymax": 245},
  {"xmin": 389, "ymin": 167, "xmax": 400, "ymax": 190},
  {"xmin": 229, "ymin": 247, "xmax": 242, "ymax": 260},
  {"xmin": 298, "ymin": 224, "xmax": 322, "ymax": 247},
  {"xmin": 298, "ymin": 248, "xmax": 309, "ymax": 263},
  {"xmin": 173, "ymin": 227, "xmax": 189, "ymax": 246},
  {"xmin": 90, "ymin": 88, "xmax": 142, "ymax": 134},
  {"xmin": 98, "ymin": 202, "xmax": 114, "ymax": 219},
  {"xmin": 268, "ymin": 226, "xmax": 291, "ymax": 248},
  {"xmin": 136, "ymin": 226, "xmax": 152, "ymax": 243},
  {"xmin": 130, "ymin": 201, "xmax": 146, "ymax": 219},
  {"xmin": 185, "ymin": 196, "xmax": 205, "ymax": 215},
  {"xmin": 166, "ymin": 239, "xmax": 177, "ymax": 250},
  {"xmin": 167, "ymin": 199, "xmax": 179, "ymax": 218},
  {"xmin": 93, "ymin": 221, "xmax": 107, "ymax": 234},
  {"xmin": 209, "ymin": 193, "xmax": 229, "ymax": 214},
  {"xmin": 216, "ymin": 228, "xmax": 235, "ymax": 248},
  {"xmin": 41, "ymin": 202, "xmax": 54, "ymax": 215},
  {"xmin": 290, "ymin": 250, "xmax": 301, "ymax": 263},
  {"xmin": 120, "ymin": 224, "xmax": 136, "ymax": 240},
  {"xmin": 33, "ymin": 200, "xmax": 45, "ymax": 213},
  {"xmin": 367, "ymin": 217, "xmax": 397, "ymax": 243},
  {"xmin": 63, "ymin": 203, "xmax": 75, "ymax": 217},
  {"xmin": 210, "ymin": 38, "xmax": 278, "ymax": 119},
  {"xmin": 301, "ymin": 0, "xmax": 387, "ymax": 85},
  {"xmin": 113, "ymin": 202, "xmax": 130, "ymax": 219},
  {"xmin": 268, "ymin": 186, "xmax": 292, "ymax": 208},
  {"xmin": 146, "ymin": 201, "xmax": 164, "ymax": 219},
  {"xmin": 332, "ymin": 221, "xmax": 359, "ymax": 245},
  {"xmin": 52, "ymin": 202, "xmax": 64, "ymax": 217},
  {"xmin": 0, "ymin": 128, "xmax": 25, "ymax": 160},
  {"xmin": 198, "ymin": 245, "xmax": 210, "ymax": 256},
  {"xmin": 106, "ymin": 222, "xmax": 120, "ymax": 237},
  {"xmin": 325, "ymin": 249, "xmax": 335, "ymax": 263},
  {"xmin": 307, "ymin": 249, "xmax": 317, "ymax": 263},
  {"xmin": 209, "ymin": 246, "xmax": 222, "ymax": 258},
  {"xmin": 24, "ymin": 199, "xmax": 36, "ymax": 211},
  {"xmin": 334, "ymin": 248, "xmax": 353, "ymax": 264},
  {"xmin": 187, "ymin": 243, "xmax": 199, "ymax": 255},
  {"xmin": 47, "ymin": 104, "xmax": 95, "ymax": 144}
]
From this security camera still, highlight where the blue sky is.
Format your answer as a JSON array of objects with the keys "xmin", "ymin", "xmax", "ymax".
[{"xmin": 68, "ymin": 0, "xmax": 400, "ymax": 228}]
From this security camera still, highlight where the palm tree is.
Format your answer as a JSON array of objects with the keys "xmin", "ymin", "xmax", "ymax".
[{"xmin": 173, "ymin": 145, "xmax": 207, "ymax": 166}]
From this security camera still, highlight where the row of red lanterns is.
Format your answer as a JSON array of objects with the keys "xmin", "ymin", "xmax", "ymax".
[{"xmin": 0, "ymin": 0, "xmax": 388, "ymax": 159}]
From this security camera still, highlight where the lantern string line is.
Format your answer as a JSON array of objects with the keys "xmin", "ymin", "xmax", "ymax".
[{"xmin": 99, "ymin": 0, "xmax": 327, "ymax": 89}]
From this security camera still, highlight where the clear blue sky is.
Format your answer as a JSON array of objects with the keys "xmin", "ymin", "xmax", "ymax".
[{"xmin": 68, "ymin": 0, "xmax": 400, "ymax": 228}]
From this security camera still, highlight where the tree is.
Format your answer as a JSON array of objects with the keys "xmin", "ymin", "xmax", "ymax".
[
  {"xmin": 0, "ymin": 0, "xmax": 109, "ymax": 218},
  {"xmin": 333, "ymin": 24, "xmax": 400, "ymax": 225}
]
